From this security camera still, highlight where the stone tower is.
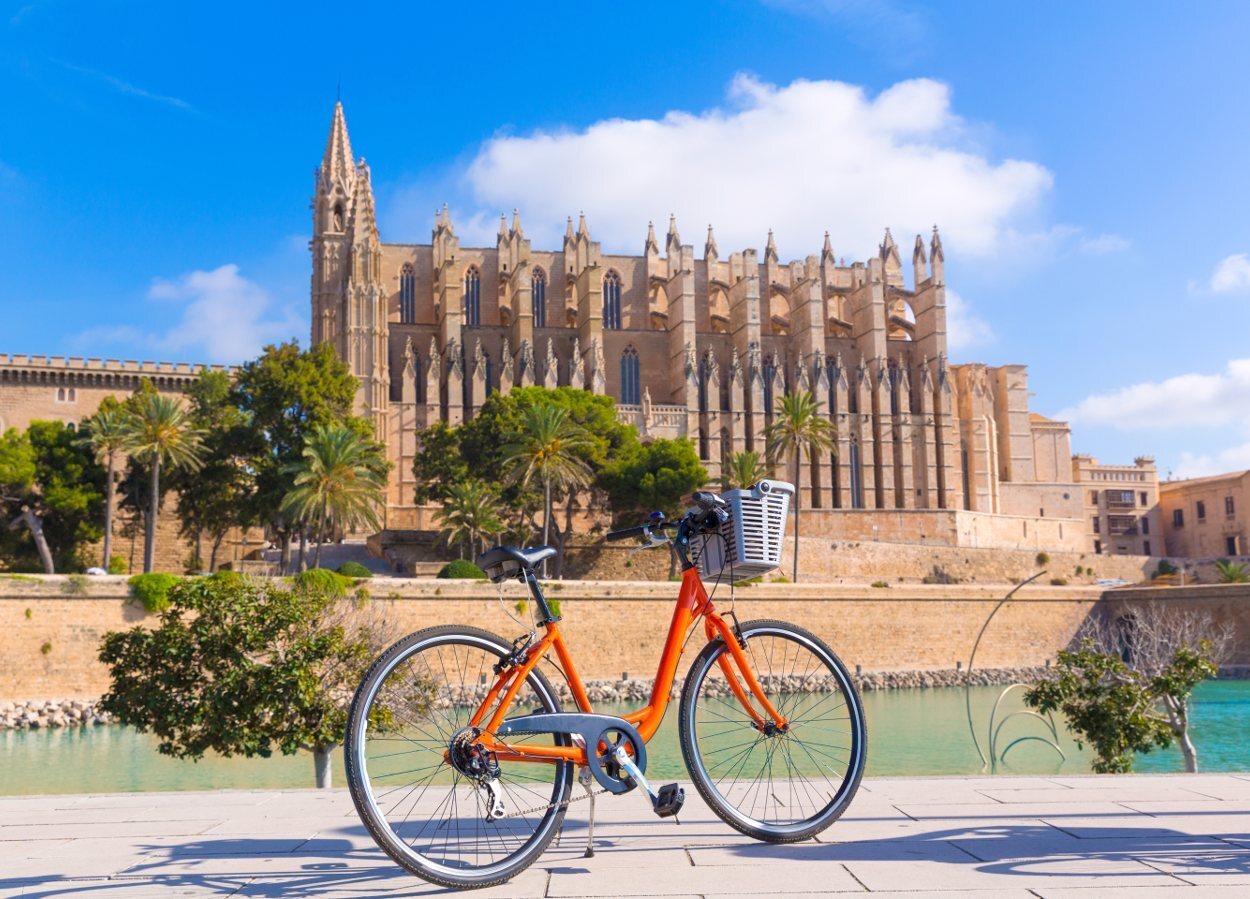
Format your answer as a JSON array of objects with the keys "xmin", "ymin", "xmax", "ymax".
[{"xmin": 310, "ymin": 102, "xmax": 390, "ymax": 437}]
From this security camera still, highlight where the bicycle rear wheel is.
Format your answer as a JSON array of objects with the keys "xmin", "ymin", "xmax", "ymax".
[
  {"xmin": 678, "ymin": 619, "xmax": 866, "ymax": 843},
  {"xmin": 344, "ymin": 625, "xmax": 572, "ymax": 889}
]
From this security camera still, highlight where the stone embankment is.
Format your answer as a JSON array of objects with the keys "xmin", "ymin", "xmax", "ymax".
[{"xmin": 1, "ymin": 698, "xmax": 114, "ymax": 730}]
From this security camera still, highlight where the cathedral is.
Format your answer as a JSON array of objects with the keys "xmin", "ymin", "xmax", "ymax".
[{"xmin": 311, "ymin": 102, "xmax": 1088, "ymax": 545}]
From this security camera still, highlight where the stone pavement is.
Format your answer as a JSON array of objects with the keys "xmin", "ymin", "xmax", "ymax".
[{"xmin": 3, "ymin": 774, "xmax": 1250, "ymax": 897}]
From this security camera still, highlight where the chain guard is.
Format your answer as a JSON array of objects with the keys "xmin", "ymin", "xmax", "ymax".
[{"xmin": 495, "ymin": 712, "xmax": 647, "ymax": 794}]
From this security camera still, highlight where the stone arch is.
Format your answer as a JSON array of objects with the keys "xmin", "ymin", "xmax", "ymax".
[
  {"xmin": 531, "ymin": 266, "xmax": 547, "ymax": 327},
  {"xmin": 603, "ymin": 270, "xmax": 623, "ymax": 330},
  {"xmin": 399, "ymin": 263, "xmax": 416, "ymax": 323},
  {"xmin": 709, "ymin": 287, "xmax": 730, "ymax": 333},
  {"xmin": 769, "ymin": 289, "xmax": 791, "ymax": 336},
  {"xmin": 620, "ymin": 345, "xmax": 641, "ymax": 404},
  {"xmin": 463, "ymin": 265, "xmax": 481, "ymax": 326}
]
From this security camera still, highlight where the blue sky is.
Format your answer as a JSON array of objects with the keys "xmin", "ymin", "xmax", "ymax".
[{"xmin": 3, "ymin": 0, "xmax": 1250, "ymax": 478}]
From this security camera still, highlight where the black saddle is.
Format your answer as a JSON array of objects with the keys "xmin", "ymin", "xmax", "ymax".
[{"xmin": 476, "ymin": 545, "xmax": 557, "ymax": 582}]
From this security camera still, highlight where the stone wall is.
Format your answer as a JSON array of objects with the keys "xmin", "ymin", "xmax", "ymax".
[{"xmin": 6, "ymin": 577, "xmax": 1244, "ymax": 703}]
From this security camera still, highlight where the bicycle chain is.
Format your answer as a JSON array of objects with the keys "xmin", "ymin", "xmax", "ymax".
[{"xmin": 501, "ymin": 783, "xmax": 608, "ymax": 819}]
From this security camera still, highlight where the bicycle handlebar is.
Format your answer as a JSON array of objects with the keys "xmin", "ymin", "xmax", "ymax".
[{"xmin": 604, "ymin": 524, "xmax": 655, "ymax": 543}]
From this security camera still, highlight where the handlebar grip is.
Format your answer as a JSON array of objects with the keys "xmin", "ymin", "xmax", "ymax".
[{"xmin": 605, "ymin": 525, "xmax": 649, "ymax": 543}]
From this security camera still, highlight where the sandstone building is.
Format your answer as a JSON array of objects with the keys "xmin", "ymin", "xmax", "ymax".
[
  {"xmin": 1161, "ymin": 470, "xmax": 1249, "ymax": 559},
  {"xmin": 1, "ymin": 101, "xmax": 1167, "ymax": 560}
]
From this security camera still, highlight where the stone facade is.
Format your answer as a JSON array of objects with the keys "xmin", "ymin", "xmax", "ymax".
[
  {"xmin": 1160, "ymin": 469, "xmax": 1250, "ymax": 559},
  {"xmin": 310, "ymin": 103, "xmax": 1115, "ymax": 549},
  {"xmin": 1072, "ymin": 455, "xmax": 1163, "ymax": 556}
]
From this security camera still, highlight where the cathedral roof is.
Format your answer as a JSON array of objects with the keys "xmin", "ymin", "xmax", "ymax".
[{"xmin": 321, "ymin": 102, "xmax": 356, "ymax": 191}]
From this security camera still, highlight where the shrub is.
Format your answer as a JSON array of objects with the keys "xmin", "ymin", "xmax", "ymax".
[
  {"xmin": 337, "ymin": 561, "xmax": 374, "ymax": 579},
  {"xmin": 1035, "ymin": 552, "xmax": 1051, "ymax": 566},
  {"xmin": 1214, "ymin": 559, "xmax": 1250, "ymax": 584},
  {"xmin": 107, "ymin": 554, "xmax": 128, "ymax": 575},
  {"xmin": 206, "ymin": 569, "xmax": 245, "ymax": 588},
  {"xmin": 183, "ymin": 554, "xmax": 204, "ymax": 575},
  {"xmin": 295, "ymin": 568, "xmax": 353, "ymax": 597},
  {"xmin": 40, "ymin": 641, "xmax": 52, "ymax": 655},
  {"xmin": 1049, "ymin": 577, "xmax": 1068, "ymax": 586},
  {"xmin": 1155, "ymin": 559, "xmax": 1178, "ymax": 578},
  {"xmin": 128, "ymin": 573, "xmax": 182, "ymax": 613},
  {"xmin": 870, "ymin": 580, "xmax": 891, "ymax": 589},
  {"xmin": 437, "ymin": 559, "xmax": 487, "ymax": 580},
  {"xmin": 62, "ymin": 574, "xmax": 90, "ymax": 595},
  {"xmin": 549, "ymin": 598, "xmax": 563, "ymax": 618}
]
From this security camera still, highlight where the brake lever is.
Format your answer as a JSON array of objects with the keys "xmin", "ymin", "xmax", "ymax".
[{"xmin": 628, "ymin": 526, "xmax": 672, "ymax": 552}]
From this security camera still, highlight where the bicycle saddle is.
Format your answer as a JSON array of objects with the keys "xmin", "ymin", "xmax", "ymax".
[{"xmin": 477, "ymin": 545, "xmax": 557, "ymax": 580}]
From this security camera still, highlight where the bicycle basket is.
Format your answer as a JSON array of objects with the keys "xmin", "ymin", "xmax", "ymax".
[{"xmin": 694, "ymin": 479, "xmax": 794, "ymax": 583}]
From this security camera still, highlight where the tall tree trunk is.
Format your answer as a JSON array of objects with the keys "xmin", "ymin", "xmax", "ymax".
[
  {"xmin": 792, "ymin": 447, "xmax": 802, "ymax": 582},
  {"xmin": 195, "ymin": 530, "xmax": 204, "ymax": 572},
  {"xmin": 209, "ymin": 532, "xmax": 223, "ymax": 572},
  {"xmin": 102, "ymin": 452, "xmax": 115, "ymax": 568},
  {"xmin": 1168, "ymin": 697, "xmax": 1198, "ymax": 773},
  {"xmin": 541, "ymin": 478, "xmax": 552, "ymax": 578},
  {"xmin": 279, "ymin": 530, "xmax": 292, "ymax": 575},
  {"xmin": 299, "ymin": 528, "xmax": 308, "ymax": 571},
  {"xmin": 313, "ymin": 744, "xmax": 333, "ymax": 788},
  {"xmin": 145, "ymin": 455, "xmax": 161, "ymax": 573},
  {"xmin": 14, "ymin": 507, "xmax": 55, "ymax": 574},
  {"xmin": 313, "ymin": 517, "xmax": 326, "ymax": 570}
]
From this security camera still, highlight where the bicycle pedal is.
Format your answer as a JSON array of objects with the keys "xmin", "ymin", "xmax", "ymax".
[{"xmin": 652, "ymin": 783, "xmax": 684, "ymax": 818}]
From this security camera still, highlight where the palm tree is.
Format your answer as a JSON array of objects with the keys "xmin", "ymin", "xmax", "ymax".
[
  {"xmin": 434, "ymin": 479, "xmax": 507, "ymax": 559},
  {"xmin": 1214, "ymin": 559, "xmax": 1250, "ymax": 583},
  {"xmin": 80, "ymin": 407, "xmax": 130, "ymax": 570},
  {"xmin": 764, "ymin": 390, "xmax": 835, "ymax": 582},
  {"xmin": 123, "ymin": 395, "xmax": 205, "ymax": 573},
  {"xmin": 281, "ymin": 426, "xmax": 388, "ymax": 569},
  {"xmin": 501, "ymin": 405, "xmax": 593, "ymax": 575},
  {"xmin": 720, "ymin": 450, "xmax": 772, "ymax": 491}
]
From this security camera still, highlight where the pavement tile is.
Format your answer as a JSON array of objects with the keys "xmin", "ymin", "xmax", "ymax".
[
  {"xmin": 1044, "ymin": 814, "xmax": 1250, "ymax": 841},
  {"xmin": 545, "ymin": 859, "xmax": 863, "ymax": 895},
  {"xmin": 234, "ymin": 864, "xmax": 549, "ymax": 897},
  {"xmin": 1036, "ymin": 887, "xmax": 1250, "ymax": 898},
  {"xmin": 11, "ymin": 879, "xmax": 240, "ymax": 898},
  {"xmin": 895, "ymin": 801, "xmax": 1139, "ymax": 820},
  {"xmin": 0, "ymin": 820, "xmax": 221, "ymax": 840},
  {"xmin": 977, "ymin": 786, "xmax": 1219, "ymax": 804},
  {"xmin": 1131, "ymin": 841, "xmax": 1250, "ymax": 885}
]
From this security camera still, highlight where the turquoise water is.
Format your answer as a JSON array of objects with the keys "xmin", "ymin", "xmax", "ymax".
[{"xmin": 1, "ymin": 681, "xmax": 1245, "ymax": 795}]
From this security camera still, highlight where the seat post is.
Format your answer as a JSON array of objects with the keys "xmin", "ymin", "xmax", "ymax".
[{"xmin": 523, "ymin": 569, "xmax": 560, "ymax": 625}]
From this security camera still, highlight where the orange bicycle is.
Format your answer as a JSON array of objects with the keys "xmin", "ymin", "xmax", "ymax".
[{"xmin": 345, "ymin": 481, "xmax": 867, "ymax": 889}]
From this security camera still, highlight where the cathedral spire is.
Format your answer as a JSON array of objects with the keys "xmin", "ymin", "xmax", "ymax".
[
  {"xmin": 666, "ymin": 213, "xmax": 681, "ymax": 254},
  {"xmin": 821, "ymin": 231, "xmax": 834, "ymax": 263},
  {"xmin": 644, "ymin": 221, "xmax": 658, "ymax": 255},
  {"xmin": 705, "ymin": 224, "xmax": 719, "ymax": 259},
  {"xmin": 765, "ymin": 229, "xmax": 779, "ymax": 263},
  {"xmin": 320, "ymin": 102, "xmax": 356, "ymax": 191},
  {"xmin": 511, "ymin": 208, "xmax": 523, "ymax": 237},
  {"xmin": 565, "ymin": 216, "xmax": 575, "ymax": 240},
  {"xmin": 577, "ymin": 211, "xmax": 590, "ymax": 239},
  {"xmin": 497, "ymin": 213, "xmax": 508, "ymax": 240}
]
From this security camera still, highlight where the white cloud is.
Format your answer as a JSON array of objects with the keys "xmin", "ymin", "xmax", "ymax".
[
  {"xmin": 1207, "ymin": 253, "xmax": 1250, "ymax": 294},
  {"xmin": 1078, "ymin": 233, "xmax": 1130, "ymax": 256},
  {"xmin": 1057, "ymin": 359, "xmax": 1250, "ymax": 430},
  {"xmin": 944, "ymin": 289, "xmax": 994, "ymax": 357},
  {"xmin": 1174, "ymin": 442, "xmax": 1250, "ymax": 479},
  {"xmin": 54, "ymin": 60, "xmax": 195, "ymax": 113},
  {"xmin": 75, "ymin": 265, "xmax": 304, "ymax": 363},
  {"xmin": 456, "ymin": 74, "xmax": 1053, "ymax": 261}
]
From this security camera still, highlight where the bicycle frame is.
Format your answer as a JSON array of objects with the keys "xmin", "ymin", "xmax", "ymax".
[{"xmin": 469, "ymin": 566, "xmax": 789, "ymax": 766}]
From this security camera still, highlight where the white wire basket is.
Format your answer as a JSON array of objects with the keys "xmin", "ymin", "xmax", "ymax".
[{"xmin": 695, "ymin": 480, "xmax": 794, "ymax": 583}]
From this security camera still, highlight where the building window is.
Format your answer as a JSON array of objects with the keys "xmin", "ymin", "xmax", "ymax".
[
  {"xmin": 1140, "ymin": 491, "xmax": 1148, "ymax": 506},
  {"xmin": 1141, "ymin": 516, "xmax": 1149, "ymax": 535},
  {"xmin": 1196, "ymin": 500, "xmax": 1206, "ymax": 521},
  {"xmin": 1090, "ymin": 490, "xmax": 1099, "ymax": 505},
  {"xmin": 603, "ymin": 270, "xmax": 622, "ymax": 330},
  {"xmin": 1228, "ymin": 536, "xmax": 1240, "ymax": 556},
  {"xmin": 399, "ymin": 264, "xmax": 416, "ymax": 323},
  {"xmin": 1092, "ymin": 517, "xmax": 1100, "ymax": 534},
  {"xmin": 1106, "ymin": 489, "xmax": 1135, "ymax": 508},
  {"xmin": 464, "ymin": 266, "xmax": 481, "ymax": 326},
  {"xmin": 762, "ymin": 356, "xmax": 777, "ymax": 416},
  {"xmin": 1143, "ymin": 540, "xmax": 1151, "ymax": 556},
  {"xmin": 484, "ymin": 350, "xmax": 493, "ymax": 394},
  {"xmin": 1226, "ymin": 496, "xmax": 1236, "ymax": 516},
  {"xmin": 1172, "ymin": 509, "xmax": 1184, "ymax": 528},
  {"xmin": 55, "ymin": 387, "xmax": 76, "ymax": 403},
  {"xmin": 531, "ymin": 267, "xmax": 547, "ymax": 328},
  {"xmin": 1094, "ymin": 540, "xmax": 1102, "ymax": 554},
  {"xmin": 1108, "ymin": 515, "xmax": 1137, "ymax": 536},
  {"xmin": 620, "ymin": 345, "xmax": 640, "ymax": 405}
]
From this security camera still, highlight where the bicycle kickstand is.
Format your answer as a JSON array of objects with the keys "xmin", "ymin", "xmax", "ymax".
[{"xmin": 579, "ymin": 766, "xmax": 597, "ymax": 858}]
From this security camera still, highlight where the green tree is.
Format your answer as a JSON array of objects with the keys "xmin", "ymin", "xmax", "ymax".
[
  {"xmin": 720, "ymin": 450, "xmax": 772, "ymax": 491},
  {"xmin": 79, "ymin": 406, "xmax": 130, "ymax": 569},
  {"xmin": 410, "ymin": 421, "xmax": 470, "ymax": 505},
  {"xmin": 98, "ymin": 574, "xmax": 392, "ymax": 788},
  {"xmin": 434, "ymin": 479, "xmax": 507, "ymax": 558},
  {"xmin": 764, "ymin": 391, "xmax": 835, "ymax": 582},
  {"xmin": 1025, "ymin": 637, "xmax": 1219, "ymax": 773},
  {"xmin": 280, "ymin": 425, "xmax": 389, "ymax": 569},
  {"xmin": 170, "ymin": 370, "xmax": 251, "ymax": 572},
  {"xmin": 501, "ymin": 404, "xmax": 594, "ymax": 576},
  {"xmin": 1214, "ymin": 559, "xmax": 1250, "ymax": 583},
  {"xmin": 600, "ymin": 437, "xmax": 707, "ymax": 521},
  {"xmin": 123, "ymin": 395, "xmax": 205, "ymax": 573},
  {"xmin": 0, "ymin": 427, "xmax": 51, "ymax": 572},
  {"xmin": 231, "ymin": 341, "xmax": 364, "ymax": 573}
]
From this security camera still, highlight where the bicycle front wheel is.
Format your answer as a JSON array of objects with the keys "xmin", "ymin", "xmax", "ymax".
[
  {"xmin": 678, "ymin": 619, "xmax": 867, "ymax": 843},
  {"xmin": 344, "ymin": 625, "xmax": 573, "ymax": 889}
]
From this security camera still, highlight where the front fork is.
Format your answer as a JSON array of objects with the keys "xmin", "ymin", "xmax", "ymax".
[{"xmin": 704, "ymin": 613, "xmax": 790, "ymax": 734}]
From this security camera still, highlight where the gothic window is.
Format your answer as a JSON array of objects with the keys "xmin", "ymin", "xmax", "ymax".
[
  {"xmin": 620, "ymin": 345, "xmax": 641, "ymax": 405},
  {"xmin": 603, "ymin": 270, "xmax": 622, "ymax": 330},
  {"xmin": 531, "ymin": 267, "xmax": 547, "ymax": 327},
  {"xmin": 464, "ymin": 266, "xmax": 481, "ymax": 327},
  {"xmin": 332, "ymin": 203, "xmax": 344, "ymax": 231},
  {"xmin": 484, "ymin": 350, "xmax": 493, "ymax": 394},
  {"xmin": 399, "ymin": 264, "xmax": 416, "ymax": 323},
  {"xmin": 762, "ymin": 356, "xmax": 777, "ymax": 416},
  {"xmin": 849, "ymin": 437, "xmax": 864, "ymax": 509}
]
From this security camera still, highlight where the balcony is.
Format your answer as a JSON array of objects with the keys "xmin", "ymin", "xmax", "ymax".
[{"xmin": 617, "ymin": 400, "xmax": 691, "ymax": 441}]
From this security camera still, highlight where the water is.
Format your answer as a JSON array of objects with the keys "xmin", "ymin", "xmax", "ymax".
[{"xmin": 2, "ymin": 681, "xmax": 1246, "ymax": 795}]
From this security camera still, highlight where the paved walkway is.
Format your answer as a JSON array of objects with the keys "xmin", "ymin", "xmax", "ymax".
[{"xmin": 3, "ymin": 774, "xmax": 1250, "ymax": 897}]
